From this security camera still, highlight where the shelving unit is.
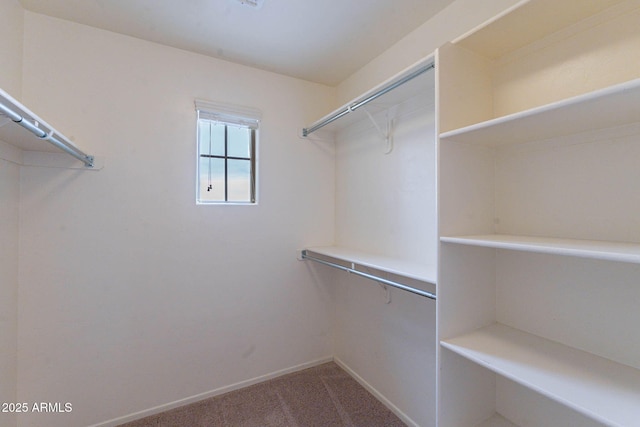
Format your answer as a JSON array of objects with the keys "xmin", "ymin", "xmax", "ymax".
[{"xmin": 437, "ymin": 0, "xmax": 640, "ymax": 426}]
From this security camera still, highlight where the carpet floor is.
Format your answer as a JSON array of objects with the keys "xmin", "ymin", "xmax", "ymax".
[{"xmin": 118, "ymin": 362, "xmax": 407, "ymax": 427}]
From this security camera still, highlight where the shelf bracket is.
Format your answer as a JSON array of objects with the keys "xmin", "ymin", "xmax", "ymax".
[
  {"xmin": 377, "ymin": 282, "xmax": 392, "ymax": 304},
  {"xmin": 363, "ymin": 106, "xmax": 397, "ymax": 154}
]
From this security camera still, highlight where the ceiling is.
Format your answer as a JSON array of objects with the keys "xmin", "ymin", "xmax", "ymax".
[{"xmin": 18, "ymin": 0, "xmax": 455, "ymax": 86}]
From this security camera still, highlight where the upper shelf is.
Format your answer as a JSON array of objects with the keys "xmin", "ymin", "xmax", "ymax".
[
  {"xmin": 302, "ymin": 56, "xmax": 435, "ymax": 137},
  {"xmin": 439, "ymin": 77, "xmax": 640, "ymax": 146},
  {"xmin": 453, "ymin": 0, "xmax": 624, "ymax": 59},
  {"xmin": 0, "ymin": 87, "xmax": 94, "ymax": 167}
]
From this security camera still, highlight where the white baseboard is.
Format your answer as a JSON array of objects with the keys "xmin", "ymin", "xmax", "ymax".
[
  {"xmin": 89, "ymin": 356, "xmax": 334, "ymax": 427},
  {"xmin": 333, "ymin": 357, "xmax": 419, "ymax": 427}
]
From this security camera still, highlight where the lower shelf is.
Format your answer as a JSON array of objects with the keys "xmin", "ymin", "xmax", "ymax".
[
  {"xmin": 441, "ymin": 323, "xmax": 640, "ymax": 427},
  {"xmin": 301, "ymin": 246, "xmax": 436, "ymax": 300},
  {"xmin": 302, "ymin": 246, "xmax": 436, "ymax": 284}
]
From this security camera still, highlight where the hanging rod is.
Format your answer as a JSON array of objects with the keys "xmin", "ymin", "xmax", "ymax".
[
  {"xmin": 0, "ymin": 101, "xmax": 94, "ymax": 168},
  {"xmin": 301, "ymin": 250, "xmax": 436, "ymax": 300},
  {"xmin": 302, "ymin": 60, "xmax": 435, "ymax": 137}
]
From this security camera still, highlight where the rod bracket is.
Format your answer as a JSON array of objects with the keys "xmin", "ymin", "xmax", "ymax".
[{"xmin": 363, "ymin": 106, "xmax": 398, "ymax": 154}]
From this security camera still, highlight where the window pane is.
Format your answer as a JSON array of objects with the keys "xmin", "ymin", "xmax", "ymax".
[
  {"xmin": 196, "ymin": 108, "xmax": 257, "ymax": 204},
  {"xmin": 227, "ymin": 159, "xmax": 252, "ymax": 202},
  {"xmin": 227, "ymin": 126, "xmax": 251, "ymax": 159},
  {"xmin": 198, "ymin": 120, "xmax": 225, "ymax": 156},
  {"xmin": 198, "ymin": 157, "xmax": 225, "ymax": 202}
]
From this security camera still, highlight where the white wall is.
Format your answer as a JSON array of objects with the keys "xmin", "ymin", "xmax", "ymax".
[
  {"xmin": 0, "ymin": 2, "xmax": 23, "ymax": 427},
  {"xmin": 17, "ymin": 12, "xmax": 336, "ymax": 427},
  {"xmin": 0, "ymin": 0, "xmax": 23, "ymax": 98},
  {"xmin": 0, "ymin": 158, "xmax": 19, "ymax": 427}
]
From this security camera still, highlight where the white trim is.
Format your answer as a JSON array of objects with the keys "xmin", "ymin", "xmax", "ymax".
[
  {"xmin": 88, "ymin": 357, "xmax": 334, "ymax": 427},
  {"xmin": 333, "ymin": 357, "xmax": 420, "ymax": 427},
  {"xmin": 195, "ymin": 99, "xmax": 262, "ymax": 128}
]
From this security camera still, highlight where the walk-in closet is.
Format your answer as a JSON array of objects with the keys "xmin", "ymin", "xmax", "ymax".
[{"xmin": 1, "ymin": 0, "xmax": 639, "ymax": 426}]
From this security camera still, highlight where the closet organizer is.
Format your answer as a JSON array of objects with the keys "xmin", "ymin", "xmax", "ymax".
[
  {"xmin": 0, "ymin": 87, "xmax": 94, "ymax": 168},
  {"xmin": 300, "ymin": 57, "xmax": 437, "ymax": 301},
  {"xmin": 437, "ymin": 0, "xmax": 640, "ymax": 425}
]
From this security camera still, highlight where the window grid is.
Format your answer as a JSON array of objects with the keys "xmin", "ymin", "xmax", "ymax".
[{"xmin": 198, "ymin": 120, "xmax": 256, "ymax": 203}]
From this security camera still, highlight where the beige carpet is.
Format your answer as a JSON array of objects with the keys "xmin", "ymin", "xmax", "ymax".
[{"xmin": 118, "ymin": 362, "xmax": 407, "ymax": 427}]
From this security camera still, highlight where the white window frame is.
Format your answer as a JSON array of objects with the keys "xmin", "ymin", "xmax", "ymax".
[{"xmin": 195, "ymin": 99, "xmax": 261, "ymax": 205}]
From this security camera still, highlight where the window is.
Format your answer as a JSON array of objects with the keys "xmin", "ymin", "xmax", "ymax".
[{"xmin": 195, "ymin": 100, "xmax": 260, "ymax": 204}]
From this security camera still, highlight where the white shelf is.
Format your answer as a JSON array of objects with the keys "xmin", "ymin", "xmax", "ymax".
[
  {"xmin": 440, "ymin": 234, "xmax": 640, "ymax": 264},
  {"xmin": 441, "ymin": 323, "xmax": 640, "ymax": 427},
  {"xmin": 454, "ymin": 0, "xmax": 623, "ymax": 60},
  {"xmin": 439, "ymin": 77, "xmax": 640, "ymax": 147},
  {"xmin": 303, "ymin": 246, "xmax": 436, "ymax": 284},
  {"xmin": 475, "ymin": 413, "xmax": 518, "ymax": 427}
]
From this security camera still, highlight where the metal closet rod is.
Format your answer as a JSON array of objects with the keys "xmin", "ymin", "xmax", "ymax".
[
  {"xmin": 302, "ymin": 60, "xmax": 435, "ymax": 137},
  {"xmin": 0, "ymin": 101, "xmax": 94, "ymax": 167},
  {"xmin": 301, "ymin": 250, "xmax": 436, "ymax": 300}
]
